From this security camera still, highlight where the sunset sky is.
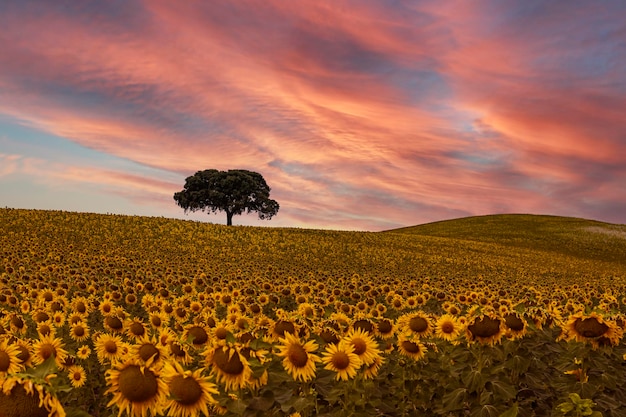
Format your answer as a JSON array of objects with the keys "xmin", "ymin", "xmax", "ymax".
[{"xmin": 1, "ymin": 1, "xmax": 625, "ymax": 230}]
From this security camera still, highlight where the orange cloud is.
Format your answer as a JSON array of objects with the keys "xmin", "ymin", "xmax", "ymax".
[{"xmin": 0, "ymin": 1, "xmax": 624, "ymax": 229}]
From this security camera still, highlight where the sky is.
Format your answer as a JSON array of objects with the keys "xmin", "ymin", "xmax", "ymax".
[{"xmin": 1, "ymin": 0, "xmax": 625, "ymax": 231}]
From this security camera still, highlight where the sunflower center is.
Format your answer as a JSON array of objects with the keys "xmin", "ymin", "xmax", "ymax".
[
  {"xmin": 440, "ymin": 321, "xmax": 456, "ymax": 334},
  {"xmin": 353, "ymin": 320, "xmax": 373, "ymax": 333},
  {"xmin": 130, "ymin": 323, "xmax": 145, "ymax": 337},
  {"xmin": 118, "ymin": 365, "xmax": 159, "ymax": 403},
  {"xmin": 320, "ymin": 330, "xmax": 339, "ymax": 344},
  {"xmin": 34, "ymin": 312, "xmax": 49, "ymax": 323},
  {"xmin": 0, "ymin": 351, "xmax": 10, "ymax": 371},
  {"xmin": 104, "ymin": 340, "xmax": 118, "ymax": 354},
  {"xmin": 287, "ymin": 343, "xmax": 309, "ymax": 368},
  {"xmin": 351, "ymin": 338, "xmax": 367, "ymax": 355},
  {"xmin": 39, "ymin": 343, "xmax": 56, "ymax": 359},
  {"xmin": 0, "ymin": 384, "xmax": 48, "ymax": 417},
  {"xmin": 138, "ymin": 344, "xmax": 160, "ymax": 362},
  {"xmin": 169, "ymin": 375, "xmax": 203, "ymax": 406},
  {"xmin": 213, "ymin": 347, "xmax": 244, "ymax": 375},
  {"xmin": 574, "ymin": 317, "xmax": 609, "ymax": 338},
  {"xmin": 16, "ymin": 345, "xmax": 30, "ymax": 363},
  {"xmin": 188, "ymin": 326, "xmax": 208, "ymax": 345},
  {"xmin": 39, "ymin": 324, "xmax": 52, "ymax": 336},
  {"xmin": 408, "ymin": 317, "xmax": 428, "ymax": 333},
  {"xmin": 214, "ymin": 327, "xmax": 229, "ymax": 340},
  {"xmin": 468, "ymin": 317, "xmax": 501, "ymax": 338},
  {"xmin": 378, "ymin": 320, "xmax": 392, "ymax": 334},
  {"xmin": 74, "ymin": 326, "xmax": 85, "ymax": 337},
  {"xmin": 331, "ymin": 351, "xmax": 351, "ymax": 370},
  {"xmin": 170, "ymin": 343, "xmax": 185, "ymax": 357},
  {"xmin": 504, "ymin": 314, "xmax": 525, "ymax": 331},
  {"xmin": 401, "ymin": 341, "xmax": 421, "ymax": 354},
  {"xmin": 274, "ymin": 321, "xmax": 295, "ymax": 337},
  {"xmin": 105, "ymin": 316, "xmax": 123, "ymax": 331},
  {"xmin": 10, "ymin": 316, "xmax": 24, "ymax": 329}
]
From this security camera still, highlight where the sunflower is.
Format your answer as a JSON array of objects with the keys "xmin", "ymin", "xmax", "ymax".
[
  {"xmin": 76, "ymin": 345, "xmax": 92, "ymax": 360},
  {"xmin": 503, "ymin": 313, "xmax": 528, "ymax": 340},
  {"xmin": 36, "ymin": 322, "xmax": 55, "ymax": 338},
  {"xmin": 169, "ymin": 341, "xmax": 193, "ymax": 366},
  {"xmin": 94, "ymin": 333, "xmax": 128, "ymax": 365},
  {"xmin": 342, "ymin": 328, "xmax": 381, "ymax": 367},
  {"xmin": 19, "ymin": 300, "xmax": 30, "ymax": 315},
  {"xmin": 321, "ymin": 342, "xmax": 361, "ymax": 381},
  {"xmin": 189, "ymin": 301, "xmax": 203, "ymax": 315},
  {"xmin": 352, "ymin": 318, "xmax": 375, "ymax": 334},
  {"xmin": 465, "ymin": 314, "xmax": 505, "ymax": 346},
  {"xmin": 67, "ymin": 364, "xmax": 87, "ymax": 388},
  {"xmin": 0, "ymin": 338, "xmax": 23, "ymax": 375},
  {"xmin": 297, "ymin": 303, "xmax": 317, "ymax": 319},
  {"xmin": 206, "ymin": 344, "xmax": 252, "ymax": 391},
  {"xmin": 434, "ymin": 314, "xmax": 463, "ymax": 342},
  {"xmin": 69, "ymin": 321, "xmax": 90, "ymax": 343},
  {"xmin": 375, "ymin": 318, "xmax": 396, "ymax": 339},
  {"xmin": 0, "ymin": 375, "xmax": 66, "ymax": 417},
  {"xmin": 148, "ymin": 312, "xmax": 169, "ymax": 330},
  {"xmin": 398, "ymin": 311, "xmax": 433, "ymax": 338},
  {"xmin": 130, "ymin": 335, "xmax": 167, "ymax": 368},
  {"xmin": 276, "ymin": 332, "xmax": 321, "ymax": 382},
  {"xmin": 105, "ymin": 358, "xmax": 167, "ymax": 417},
  {"xmin": 183, "ymin": 324, "xmax": 209, "ymax": 348},
  {"xmin": 99, "ymin": 300, "xmax": 115, "ymax": 317},
  {"xmin": 71, "ymin": 296, "xmax": 92, "ymax": 316},
  {"xmin": 271, "ymin": 319, "xmax": 298, "ymax": 341},
  {"xmin": 563, "ymin": 311, "xmax": 622, "ymax": 347},
  {"xmin": 397, "ymin": 334, "xmax": 427, "ymax": 361},
  {"xmin": 161, "ymin": 360, "xmax": 219, "ymax": 417},
  {"xmin": 8, "ymin": 314, "xmax": 27, "ymax": 336},
  {"xmin": 31, "ymin": 334, "xmax": 69, "ymax": 368},
  {"xmin": 104, "ymin": 314, "xmax": 125, "ymax": 333},
  {"xmin": 125, "ymin": 318, "xmax": 147, "ymax": 340},
  {"xmin": 12, "ymin": 338, "xmax": 33, "ymax": 368},
  {"xmin": 31, "ymin": 310, "xmax": 51, "ymax": 325},
  {"xmin": 362, "ymin": 355, "xmax": 384, "ymax": 380}
]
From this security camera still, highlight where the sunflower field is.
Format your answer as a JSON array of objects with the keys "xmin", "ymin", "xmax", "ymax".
[{"xmin": 1, "ymin": 208, "xmax": 626, "ymax": 417}]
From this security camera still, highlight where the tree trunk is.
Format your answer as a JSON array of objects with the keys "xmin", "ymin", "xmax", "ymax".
[{"xmin": 226, "ymin": 211, "xmax": 233, "ymax": 226}]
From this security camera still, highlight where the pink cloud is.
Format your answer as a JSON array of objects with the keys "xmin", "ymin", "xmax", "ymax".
[{"xmin": 0, "ymin": 1, "xmax": 624, "ymax": 229}]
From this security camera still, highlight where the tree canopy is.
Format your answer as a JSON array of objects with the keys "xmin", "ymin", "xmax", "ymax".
[{"xmin": 173, "ymin": 169, "xmax": 279, "ymax": 226}]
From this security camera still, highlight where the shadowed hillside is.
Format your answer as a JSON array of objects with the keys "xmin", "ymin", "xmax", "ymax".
[{"xmin": 386, "ymin": 214, "xmax": 626, "ymax": 265}]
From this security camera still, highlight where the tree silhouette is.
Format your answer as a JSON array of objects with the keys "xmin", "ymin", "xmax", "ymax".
[{"xmin": 173, "ymin": 169, "xmax": 279, "ymax": 226}]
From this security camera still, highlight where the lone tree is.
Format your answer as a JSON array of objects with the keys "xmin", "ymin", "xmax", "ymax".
[{"xmin": 173, "ymin": 169, "xmax": 279, "ymax": 226}]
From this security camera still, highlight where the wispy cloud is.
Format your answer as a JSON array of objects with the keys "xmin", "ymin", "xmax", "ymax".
[{"xmin": 0, "ymin": 0, "xmax": 624, "ymax": 229}]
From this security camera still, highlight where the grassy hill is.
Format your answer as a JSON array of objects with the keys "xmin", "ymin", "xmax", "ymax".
[{"xmin": 387, "ymin": 214, "xmax": 626, "ymax": 265}]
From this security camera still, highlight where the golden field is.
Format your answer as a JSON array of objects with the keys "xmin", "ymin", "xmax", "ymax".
[{"xmin": 1, "ymin": 208, "xmax": 625, "ymax": 417}]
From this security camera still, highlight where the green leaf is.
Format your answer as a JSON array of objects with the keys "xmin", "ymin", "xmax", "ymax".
[
  {"xmin": 24, "ymin": 355, "xmax": 58, "ymax": 380},
  {"xmin": 248, "ymin": 390, "xmax": 275, "ymax": 411},
  {"xmin": 463, "ymin": 370, "xmax": 485, "ymax": 393},
  {"xmin": 489, "ymin": 380, "xmax": 517, "ymax": 401},
  {"xmin": 442, "ymin": 387, "xmax": 467, "ymax": 411},
  {"xmin": 273, "ymin": 387, "xmax": 293, "ymax": 404},
  {"xmin": 225, "ymin": 331, "xmax": 237, "ymax": 345},
  {"xmin": 499, "ymin": 403, "xmax": 519, "ymax": 417},
  {"xmin": 227, "ymin": 399, "xmax": 248, "ymax": 415},
  {"xmin": 66, "ymin": 409, "xmax": 94, "ymax": 417},
  {"xmin": 557, "ymin": 402, "xmax": 575, "ymax": 413},
  {"xmin": 471, "ymin": 405, "xmax": 500, "ymax": 417}
]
